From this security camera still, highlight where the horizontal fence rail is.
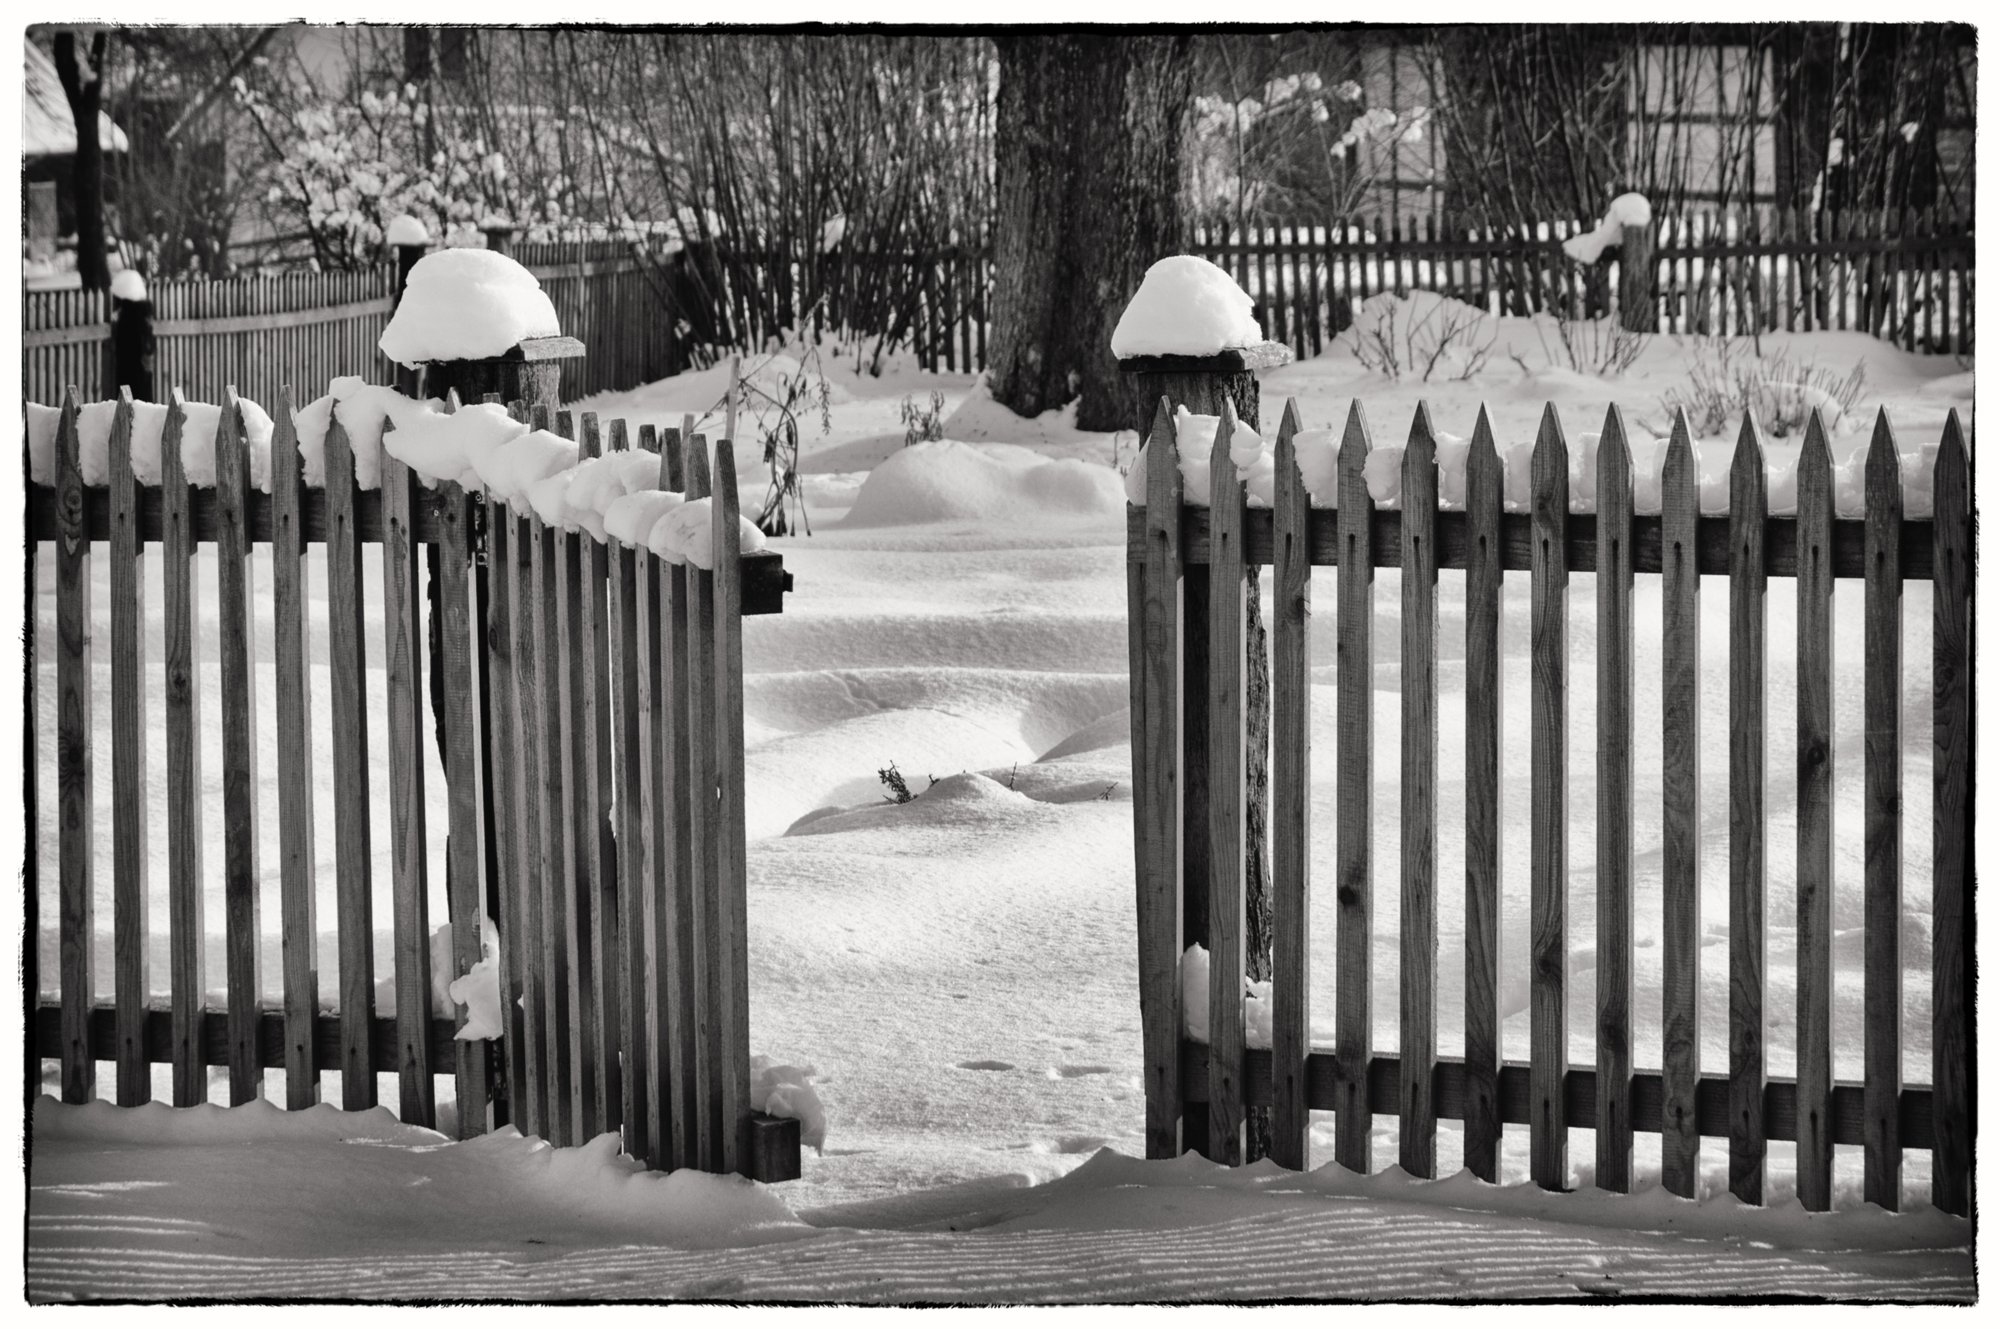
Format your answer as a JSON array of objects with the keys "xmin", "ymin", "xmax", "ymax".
[
  {"xmin": 26, "ymin": 385, "xmax": 796, "ymax": 1181},
  {"xmin": 1125, "ymin": 393, "xmax": 1972, "ymax": 1217}
]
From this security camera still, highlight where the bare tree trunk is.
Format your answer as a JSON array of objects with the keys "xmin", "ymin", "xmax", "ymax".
[
  {"xmin": 54, "ymin": 30, "xmax": 111, "ymax": 291},
  {"xmin": 988, "ymin": 34, "xmax": 1191, "ymax": 431}
]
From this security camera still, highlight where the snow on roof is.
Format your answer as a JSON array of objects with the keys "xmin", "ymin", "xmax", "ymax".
[{"xmin": 22, "ymin": 38, "xmax": 129, "ymax": 158}]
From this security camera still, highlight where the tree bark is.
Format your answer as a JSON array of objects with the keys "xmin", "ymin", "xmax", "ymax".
[
  {"xmin": 989, "ymin": 34, "xmax": 1191, "ymax": 432},
  {"xmin": 54, "ymin": 31, "xmax": 111, "ymax": 291}
]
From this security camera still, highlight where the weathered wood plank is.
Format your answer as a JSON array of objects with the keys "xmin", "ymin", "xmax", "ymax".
[
  {"xmin": 535, "ymin": 510, "xmax": 578, "ymax": 1143},
  {"xmin": 577, "ymin": 414, "xmax": 620, "ymax": 1140},
  {"xmin": 36, "ymin": 1003, "xmax": 462, "ymax": 1076},
  {"xmin": 1794, "ymin": 410, "xmax": 1836, "ymax": 1211},
  {"xmin": 381, "ymin": 448, "xmax": 434, "ymax": 1128},
  {"xmin": 1930, "ymin": 411, "xmax": 1971, "ymax": 1217},
  {"xmin": 683, "ymin": 435, "xmax": 718, "ymax": 1169},
  {"xmin": 662, "ymin": 431, "xmax": 698, "ymax": 1169},
  {"xmin": 1862, "ymin": 411, "xmax": 1903, "ymax": 1211},
  {"xmin": 1659, "ymin": 411, "xmax": 1703, "ymax": 1197},
  {"xmin": 1728, "ymin": 414, "xmax": 1769, "ymax": 1204},
  {"xmin": 214, "ymin": 392, "xmax": 262, "ymax": 1106},
  {"xmin": 54, "ymin": 391, "xmax": 94, "ymax": 1104},
  {"xmin": 1334, "ymin": 401, "xmax": 1373, "ymax": 1173},
  {"xmin": 484, "ymin": 493, "xmax": 530, "ymax": 1135},
  {"xmin": 1137, "ymin": 401, "xmax": 1184, "ymax": 1160},
  {"xmin": 1462, "ymin": 407, "xmax": 1504, "ymax": 1182},
  {"xmin": 517, "ymin": 510, "xmax": 564, "ymax": 1141},
  {"xmin": 1528, "ymin": 404, "xmax": 1568, "ymax": 1190},
  {"xmin": 107, "ymin": 393, "xmax": 149, "ymax": 1106},
  {"xmin": 160, "ymin": 396, "xmax": 205, "ymax": 1106},
  {"xmin": 1399, "ymin": 402, "xmax": 1439, "ymax": 1178},
  {"xmin": 1594, "ymin": 406, "xmax": 1635, "ymax": 1191},
  {"xmin": 712, "ymin": 444, "xmax": 752, "ymax": 1176},
  {"xmin": 436, "ymin": 484, "xmax": 489, "ymax": 1138},
  {"xmin": 1206, "ymin": 402, "xmax": 1248, "ymax": 1168},
  {"xmin": 323, "ymin": 415, "xmax": 375, "ymax": 1110},
  {"xmin": 607, "ymin": 421, "xmax": 650, "ymax": 1164},
  {"xmin": 270, "ymin": 390, "xmax": 319, "ymax": 1108},
  {"xmin": 1269, "ymin": 400, "xmax": 1311, "ymax": 1171}
]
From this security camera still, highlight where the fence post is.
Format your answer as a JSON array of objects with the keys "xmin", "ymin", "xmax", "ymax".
[
  {"xmin": 393, "ymin": 233, "xmax": 428, "ymax": 398},
  {"xmin": 1619, "ymin": 223, "xmax": 1657, "ymax": 333},
  {"xmin": 483, "ymin": 221, "xmax": 515, "ymax": 258},
  {"xmin": 110, "ymin": 287, "xmax": 155, "ymax": 403},
  {"xmin": 1119, "ymin": 339, "xmax": 1293, "ymax": 1161}
]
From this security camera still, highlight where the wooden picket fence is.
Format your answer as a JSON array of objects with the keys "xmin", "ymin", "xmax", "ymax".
[
  {"xmin": 21, "ymin": 240, "xmax": 683, "ymax": 412},
  {"xmin": 1125, "ymin": 394, "xmax": 1972, "ymax": 1216},
  {"xmin": 26, "ymin": 385, "xmax": 796, "ymax": 1179},
  {"xmin": 1189, "ymin": 209, "xmax": 1975, "ymax": 361}
]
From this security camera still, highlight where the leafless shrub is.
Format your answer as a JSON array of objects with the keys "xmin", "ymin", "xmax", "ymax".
[
  {"xmin": 1346, "ymin": 293, "xmax": 1497, "ymax": 381},
  {"xmin": 1659, "ymin": 335, "xmax": 1868, "ymax": 440},
  {"xmin": 1536, "ymin": 314, "xmax": 1647, "ymax": 378},
  {"xmin": 900, "ymin": 390, "xmax": 946, "ymax": 447}
]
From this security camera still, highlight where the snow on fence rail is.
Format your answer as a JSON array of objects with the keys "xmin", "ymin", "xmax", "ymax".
[
  {"xmin": 26, "ymin": 385, "xmax": 797, "ymax": 1182},
  {"xmin": 1125, "ymin": 393, "xmax": 1971, "ymax": 1216},
  {"xmin": 1189, "ymin": 209, "xmax": 1975, "ymax": 361}
]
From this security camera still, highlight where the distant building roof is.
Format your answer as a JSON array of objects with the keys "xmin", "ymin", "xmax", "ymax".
[{"xmin": 23, "ymin": 37, "xmax": 128, "ymax": 158}]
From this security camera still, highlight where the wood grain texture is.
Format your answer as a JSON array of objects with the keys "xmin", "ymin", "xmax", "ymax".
[
  {"xmin": 550, "ymin": 460, "xmax": 595, "ymax": 1138},
  {"xmin": 1930, "ymin": 411, "xmax": 1971, "ymax": 1217},
  {"xmin": 323, "ymin": 415, "xmax": 376, "ymax": 1109},
  {"xmin": 1659, "ymin": 412, "xmax": 1703, "ymax": 1197},
  {"xmin": 213, "ymin": 393, "xmax": 263, "ymax": 1106},
  {"xmin": 534, "ymin": 511, "xmax": 577, "ymax": 1144},
  {"xmin": 436, "ymin": 486, "xmax": 489, "ymax": 1137},
  {"xmin": 665, "ymin": 431, "xmax": 700, "ymax": 1169},
  {"xmin": 1399, "ymin": 402, "xmax": 1439, "ymax": 1179},
  {"xmin": 1861, "ymin": 411, "xmax": 1903, "ymax": 1211},
  {"xmin": 577, "ymin": 413, "xmax": 621, "ymax": 1140},
  {"xmin": 1793, "ymin": 410, "xmax": 1836, "ymax": 1211},
  {"xmin": 54, "ymin": 391, "xmax": 94, "ymax": 1104},
  {"xmin": 1462, "ymin": 407, "xmax": 1504, "ymax": 1182},
  {"xmin": 160, "ymin": 395, "xmax": 206, "ymax": 1106},
  {"xmin": 607, "ymin": 425, "xmax": 651, "ymax": 1164},
  {"xmin": 1528, "ymin": 404, "xmax": 1568, "ymax": 1190},
  {"xmin": 484, "ymin": 495, "xmax": 531, "ymax": 1135},
  {"xmin": 107, "ymin": 393, "xmax": 150, "ymax": 1105},
  {"xmin": 269, "ymin": 391, "xmax": 319, "ymax": 1108},
  {"xmin": 712, "ymin": 444, "xmax": 752, "ymax": 1176},
  {"xmin": 1727, "ymin": 414, "xmax": 1769, "ymax": 1204},
  {"xmin": 637, "ymin": 545, "xmax": 681, "ymax": 1169},
  {"xmin": 1594, "ymin": 406, "xmax": 1635, "ymax": 1190},
  {"xmin": 1269, "ymin": 399, "xmax": 1312, "ymax": 1170},
  {"xmin": 380, "ymin": 449, "xmax": 434, "ymax": 1128},
  {"xmin": 514, "ymin": 512, "xmax": 559, "ymax": 1141},
  {"xmin": 1333, "ymin": 401, "xmax": 1374, "ymax": 1173},
  {"xmin": 25, "ymin": 400, "xmax": 39, "ymax": 1113},
  {"xmin": 1205, "ymin": 402, "xmax": 1248, "ymax": 1168},
  {"xmin": 682, "ymin": 436, "xmax": 718, "ymax": 1169},
  {"xmin": 1138, "ymin": 400, "xmax": 1185, "ymax": 1160}
]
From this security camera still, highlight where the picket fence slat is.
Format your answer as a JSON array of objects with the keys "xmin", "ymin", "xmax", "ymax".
[
  {"xmin": 107, "ymin": 393, "xmax": 149, "ymax": 1106},
  {"xmin": 1659, "ymin": 414, "xmax": 1703, "ymax": 1197},
  {"xmin": 55, "ymin": 388, "xmax": 94, "ymax": 1105},
  {"xmin": 215, "ymin": 394, "xmax": 263, "ymax": 1107},
  {"xmin": 484, "ymin": 484, "xmax": 530, "ymax": 1136},
  {"xmin": 270, "ymin": 391, "xmax": 320, "ymax": 1109},
  {"xmin": 1528, "ymin": 406, "xmax": 1569, "ymax": 1191},
  {"xmin": 160, "ymin": 397, "xmax": 206, "ymax": 1107},
  {"xmin": 712, "ymin": 443, "xmax": 752, "ymax": 1178},
  {"xmin": 663, "ymin": 430, "xmax": 700, "ymax": 1171},
  {"xmin": 1137, "ymin": 400, "xmax": 1184, "ymax": 1161},
  {"xmin": 1399, "ymin": 404, "xmax": 1439, "ymax": 1179},
  {"xmin": 1930, "ymin": 412, "xmax": 1971, "ymax": 1217},
  {"xmin": 438, "ymin": 482, "xmax": 489, "ymax": 1138},
  {"xmin": 1794, "ymin": 411, "xmax": 1836, "ymax": 1211},
  {"xmin": 1462, "ymin": 409, "xmax": 1504, "ymax": 1183},
  {"xmin": 324, "ymin": 415, "xmax": 376, "ymax": 1110},
  {"xmin": 1334, "ymin": 403, "xmax": 1374, "ymax": 1173},
  {"xmin": 1269, "ymin": 402, "xmax": 1311, "ymax": 1171},
  {"xmin": 577, "ymin": 414, "xmax": 619, "ymax": 1140},
  {"xmin": 1206, "ymin": 403, "xmax": 1248, "ymax": 1168},
  {"xmin": 1862, "ymin": 414, "xmax": 1903, "ymax": 1211},
  {"xmin": 683, "ymin": 435, "xmax": 719, "ymax": 1170},
  {"xmin": 1595, "ymin": 406, "xmax": 1635, "ymax": 1192},
  {"xmin": 381, "ymin": 448, "xmax": 434, "ymax": 1129},
  {"xmin": 608, "ymin": 420, "xmax": 650, "ymax": 1164},
  {"xmin": 1728, "ymin": 415, "xmax": 1769, "ymax": 1204}
]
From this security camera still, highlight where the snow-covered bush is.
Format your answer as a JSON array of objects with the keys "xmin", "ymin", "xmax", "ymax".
[
  {"xmin": 1661, "ymin": 335, "xmax": 1869, "ymax": 440},
  {"xmin": 900, "ymin": 391, "xmax": 946, "ymax": 447},
  {"xmin": 1345, "ymin": 291, "xmax": 1497, "ymax": 382}
]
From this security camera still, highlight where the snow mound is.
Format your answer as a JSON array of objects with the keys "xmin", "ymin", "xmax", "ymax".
[
  {"xmin": 846, "ymin": 440, "xmax": 1125, "ymax": 527},
  {"xmin": 384, "ymin": 214, "xmax": 430, "ymax": 247},
  {"xmin": 1111, "ymin": 255, "xmax": 1263, "ymax": 358},
  {"xmin": 378, "ymin": 247, "xmax": 561, "ymax": 367},
  {"xmin": 1563, "ymin": 192, "xmax": 1653, "ymax": 264},
  {"xmin": 1180, "ymin": 944, "xmax": 1274, "ymax": 1050},
  {"xmin": 645, "ymin": 495, "xmax": 767, "ymax": 569},
  {"xmin": 751, "ymin": 1056, "xmax": 828, "ymax": 1154}
]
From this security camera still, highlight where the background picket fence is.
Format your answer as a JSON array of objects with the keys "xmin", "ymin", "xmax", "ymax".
[
  {"xmin": 26, "ymin": 385, "xmax": 795, "ymax": 1179},
  {"xmin": 1125, "ymin": 393, "xmax": 1972, "ymax": 1217}
]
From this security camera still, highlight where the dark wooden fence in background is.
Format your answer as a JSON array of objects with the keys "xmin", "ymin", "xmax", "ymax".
[{"xmin": 1127, "ymin": 394, "xmax": 1972, "ymax": 1216}]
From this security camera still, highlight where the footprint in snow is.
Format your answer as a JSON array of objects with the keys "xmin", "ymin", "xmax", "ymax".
[
  {"xmin": 1047, "ymin": 1064, "xmax": 1113, "ymax": 1079},
  {"xmin": 957, "ymin": 1059, "xmax": 1015, "ymax": 1072}
]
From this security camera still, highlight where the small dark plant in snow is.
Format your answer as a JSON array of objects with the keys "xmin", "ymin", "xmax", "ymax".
[
  {"xmin": 900, "ymin": 390, "xmax": 946, "ymax": 446},
  {"xmin": 693, "ymin": 313, "xmax": 835, "ymax": 538},
  {"xmin": 878, "ymin": 761, "xmax": 934, "ymax": 804},
  {"xmin": 1345, "ymin": 292, "xmax": 1497, "ymax": 381},
  {"xmin": 1659, "ymin": 335, "xmax": 1868, "ymax": 439},
  {"xmin": 1536, "ymin": 313, "xmax": 1646, "ymax": 378}
]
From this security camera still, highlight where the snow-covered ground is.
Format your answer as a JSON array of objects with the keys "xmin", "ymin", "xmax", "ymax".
[{"xmin": 26, "ymin": 314, "xmax": 1977, "ymax": 1298}]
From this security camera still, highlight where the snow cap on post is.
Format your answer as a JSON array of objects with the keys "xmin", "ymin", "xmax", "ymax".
[
  {"xmin": 1112, "ymin": 255, "xmax": 1293, "ymax": 370},
  {"xmin": 385, "ymin": 214, "xmax": 430, "ymax": 248},
  {"xmin": 379, "ymin": 247, "xmax": 568, "ymax": 368}
]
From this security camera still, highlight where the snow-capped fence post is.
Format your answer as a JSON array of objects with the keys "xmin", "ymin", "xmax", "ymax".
[
  {"xmin": 1618, "ymin": 221, "xmax": 1656, "ymax": 333},
  {"xmin": 481, "ymin": 221, "xmax": 515, "ymax": 258}
]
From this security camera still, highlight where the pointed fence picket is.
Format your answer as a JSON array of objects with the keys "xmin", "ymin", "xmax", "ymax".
[
  {"xmin": 25, "ymin": 385, "xmax": 796, "ymax": 1182},
  {"xmin": 1125, "ymin": 393, "xmax": 1972, "ymax": 1216}
]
